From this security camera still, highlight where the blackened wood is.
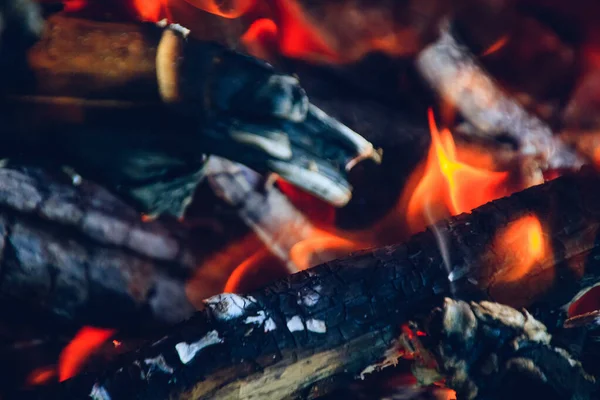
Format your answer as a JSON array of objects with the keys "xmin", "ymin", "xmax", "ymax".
[
  {"xmin": 0, "ymin": 165, "xmax": 197, "ymax": 329},
  {"xmin": 33, "ymin": 167, "xmax": 600, "ymax": 400}
]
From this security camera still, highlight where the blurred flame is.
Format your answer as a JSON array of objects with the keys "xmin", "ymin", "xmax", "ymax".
[
  {"xmin": 132, "ymin": 0, "xmax": 167, "ymax": 21},
  {"xmin": 58, "ymin": 327, "xmax": 115, "ymax": 382},
  {"xmin": 494, "ymin": 215, "xmax": 547, "ymax": 283},
  {"xmin": 26, "ymin": 366, "xmax": 56, "ymax": 387},
  {"xmin": 224, "ymin": 249, "xmax": 271, "ymax": 293},
  {"xmin": 481, "ymin": 35, "xmax": 509, "ymax": 57},
  {"xmin": 289, "ymin": 228, "xmax": 360, "ymax": 271},
  {"xmin": 406, "ymin": 109, "xmax": 510, "ymax": 233},
  {"xmin": 272, "ymin": 0, "xmax": 339, "ymax": 62},
  {"xmin": 241, "ymin": 18, "xmax": 279, "ymax": 61},
  {"xmin": 182, "ymin": 0, "xmax": 256, "ymax": 18}
]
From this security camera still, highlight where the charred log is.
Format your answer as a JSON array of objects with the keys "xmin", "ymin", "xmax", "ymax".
[
  {"xmin": 407, "ymin": 299, "xmax": 596, "ymax": 400},
  {"xmin": 0, "ymin": 164, "xmax": 197, "ymax": 329},
  {"xmin": 0, "ymin": 14, "xmax": 380, "ymax": 217},
  {"xmin": 28, "ymin": 167, "xmax": 600, "ymax": 399}
]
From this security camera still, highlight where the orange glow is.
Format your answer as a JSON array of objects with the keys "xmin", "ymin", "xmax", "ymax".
[
  {"xmin": 406, "ymin": 109, "xmax": 510, "ymax": 233},
  {"xmin": 58, "ymin": 327, "xmax": 115, "ymax": 382},
  {"xmin": 131, "ymin": 0, "xmax": 166, "ymax": 21},
  {"xmin": 494, "ymin": 215, "xmax": 547, "ymax": 283},
  {"xmin": 271, "ymin": 0, "xmax": 339, "ymax": 62},
  {"xmin": 289, "ymin": 228, "xmax": 360, "ymax": 271},
  {"xmin": 241, "ymin": 18, "xmax": 280, "ymax": 62},
  {"xmin": 26, "ymin": 366, "xmax": 56, "ymax": 387},
  {"xmin": 481, "ymin": 35, "xmax": 509, "ymax": 57},
  {"xmin": 112, "ymin": 339, "xmax": 122, "ymax": 347},
  {"xmin": 182, "ymin": 0, "xmax": 256, "ymax": 18}
]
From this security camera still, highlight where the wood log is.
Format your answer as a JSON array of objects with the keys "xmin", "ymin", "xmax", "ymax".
[
  {"xmin": 0, "ymin": 164, "xmax": 198, "ymax": 329},
  {"xmin": 1, "ymin": 13, "xmax": 380, "ymax": 216},
  {"xmin": 30, "ymin": 167, "xmax": 600, "ymax": 399},
  {"xmin": 415, "ymin": 23, "xmax": 583, "ymax": 170}
]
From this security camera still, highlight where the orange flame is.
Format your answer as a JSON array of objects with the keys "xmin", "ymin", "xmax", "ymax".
[
  {"xmin": 58, "ymin": 327, "xmax": 115, "ymax": 382},
  {"xmin": 493, "ymin": 215, "xmax": 547, "ymax": 283},
  {"xmin": 289, "ymin": 228, "xmax": 360, "ymax": 271},
  {"xmin": 406, "ymin": 109, "xmax": 510, "ymax": 233},
  {"xmin": 224, "ymin": 249, "xmax": 272, "ymax": 293}
]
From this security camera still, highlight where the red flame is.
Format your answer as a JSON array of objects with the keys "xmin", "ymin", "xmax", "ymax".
[
  {"xmin": 405, "ymin": 109, "xmax": 510, "ymax": 233},
  {"xmin": 58, "ymin": 327, "xmax": 115, "ymax": 381},
  {"xmin": 131, "ymin": 0, "xmax": 167, "ymax": 21}
]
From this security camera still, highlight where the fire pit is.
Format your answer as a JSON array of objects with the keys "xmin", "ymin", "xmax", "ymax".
[{"xmin": 1, "ymin": 0, "xmax": 600, "ymax": 399}]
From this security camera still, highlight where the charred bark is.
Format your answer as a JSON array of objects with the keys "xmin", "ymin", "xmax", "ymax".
[
  {"xmin": 32, "ymin": 167, "xmax": 600, "ymax": 399},
  {"xmin": 0, "ymin": 164, "xmax": 197, "ymax": 329}
]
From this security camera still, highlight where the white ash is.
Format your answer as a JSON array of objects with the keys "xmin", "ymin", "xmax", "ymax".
[
  {"xmin": 244, "ymin": 310, "xmax": 267, "ymax": 326},
  {"xmin": 175, "ymin": 330, "xmax": 223, "ymax": 364},
  {"xmin": 144, "ymin": 355, "xmax": 174, "ymax": 376},
  {"xmin": 358, "ymin": 343, "xmax": 401, "ymax": 380},
  {"xmin": 298, "ymin": 285, "xmax": 321, "ymax": 307},
  {"xmin": 287, "ymin": 315, "xmax": 304, "ymax": 332},
  {"xmin": 90, "ymin": 384, "xmax": 111, "ymax": 400},
  {"xmin": 204, "ymin": 294, "xmax": 257, "ymax": 321},
  {"xmin": 306, "ymin": 319, "xmax": 327, "ymax": 333},
  {"xmin": 264, "ymin": 317, "xmax": 277, "ymax": 332}
]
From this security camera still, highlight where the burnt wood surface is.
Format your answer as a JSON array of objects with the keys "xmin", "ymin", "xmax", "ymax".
[
  {"xmin": 0, "ymin": 164, "xmax": 197, "ymax": 329},
  {"xmin": 29, "ymin": 167, "xmax": 600, "ymax": 399}
]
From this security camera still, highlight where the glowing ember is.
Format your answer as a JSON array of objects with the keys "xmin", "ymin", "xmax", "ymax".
[
  {"xmin": 26, "ymin": 366, "xmax": 56, "ymax": 387},
  {"xmin": 406, "ymin": 109, "xmax": 510, "ymax": 233},
  {"xmin": 493, "ymin": 215, "xmax": 547, "ymax": 283},
  {"xmin": 58, "ymin": 327, "xmax": 115, "ymax": 382},
  {"xmin": 481, "ymin": 35, "xmax": 509, "ymax": 57}
]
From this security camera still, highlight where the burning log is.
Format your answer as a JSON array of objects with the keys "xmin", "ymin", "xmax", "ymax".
[
  {"xmin": 416, "ymin": 23, "xmax": 583, "ymax": 170},
  {"xmin": 0, "ymin": 164, "xmax": 197, "ymax": 329},
  {"xmin": 31, "ymin": 167, "xmax": 600, "ymax": 399}
]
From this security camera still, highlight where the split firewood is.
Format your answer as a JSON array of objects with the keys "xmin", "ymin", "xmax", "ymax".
[
  {"xmin": 0, "ymin": 13, "xmax": 380, "ymax": 218},
  {"xmin": 205, "ymin": 157, "xmax": 312, "ymax": 273},
  {"xmin": 404, "ymin": 299, "xmax": 597, "ymax": 400},
  {"xmin": 0, "ymin": 164, "xmax": 198, "ymax": 329},
  {"xmin": 416, "ymin": 23, "xmax": 583, "ymax": 170},
  {"xmin": 28, "ymin": 167, "xmax": 600, "ymax": 400}
]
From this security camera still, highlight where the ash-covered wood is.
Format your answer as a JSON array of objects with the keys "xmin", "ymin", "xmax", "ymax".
[
  {"xmin": 408, "ymin": 299, "xmax": 596, "ymax": 400},
  {"xmin": 416, "ymin": 24, "xmax": 583, "ymax": 170},
  {"xmin": 28, "ymin": 167, "xmax": 600, "ymax": 400},
  {"xmin": 0, "ymin": 164, "xmax": 197, "ymax": 329}
]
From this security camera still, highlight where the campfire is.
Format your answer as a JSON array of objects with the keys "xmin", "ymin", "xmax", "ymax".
[{"xmin": 2, "ymin": 0, "xmax": 600, "ymax": 399}]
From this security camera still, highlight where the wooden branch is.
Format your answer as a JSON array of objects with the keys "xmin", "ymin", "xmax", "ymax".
[
  {"xmin": 0, "ymin": 164, "xmax": 197, "ymax": 329},
  {"xmin": 415, "ymin": 24, "xmax": 583, "ymax": 170},
  {"xmin": 30, "ymin": 167, "xmax": 600, "ymax": 399}
]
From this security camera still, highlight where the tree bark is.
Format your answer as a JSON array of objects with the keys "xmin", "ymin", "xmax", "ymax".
[{"xmin": 33, "ymin": 166, "xmax": 600, "ymax": 399}]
